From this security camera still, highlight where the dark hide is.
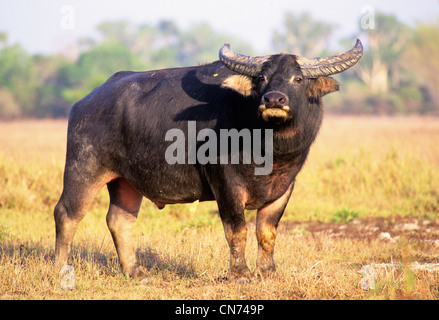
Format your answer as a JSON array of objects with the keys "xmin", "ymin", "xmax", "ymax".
[{"xmin": 54, "ymin": 56, "xmax": 340, "ymax": 281}]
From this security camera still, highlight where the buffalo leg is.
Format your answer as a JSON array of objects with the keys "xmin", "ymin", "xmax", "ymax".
[
  {"xmin": 54, "ymin": 172, "xmax": 110, "ymax": 268},
  {"xmin": 217, "ymin": 198, "xmax": 251, "ymax": 282},
  {"xmin": 106, "ymin": 178, "xmax": 145, "ymax": 279},
  {"xmin": 255, "ymin": 182, "xmax": 294, "ymax": 277}
]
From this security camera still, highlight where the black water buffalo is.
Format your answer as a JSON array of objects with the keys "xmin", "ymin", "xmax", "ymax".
[{"xmin": 54, "ymin": 40, "xmax": 363, "ymax": 281}]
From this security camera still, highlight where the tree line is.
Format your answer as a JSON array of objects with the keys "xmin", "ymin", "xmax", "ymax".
[{"xmin": 0, "ymin": 12, "xmax": 438, "ymax": 119}]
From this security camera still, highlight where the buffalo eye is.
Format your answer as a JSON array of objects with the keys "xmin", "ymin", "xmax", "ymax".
[
  {"xmin": 257, "ymin": 75, "xmax": 266, "ymax": 84},
  {"xmin": 294, "ymin": 76, "xmax": 303, "ymax": 84}
]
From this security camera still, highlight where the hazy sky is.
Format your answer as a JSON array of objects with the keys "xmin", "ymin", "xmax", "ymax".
[{"xmin": 0, "ymin": 0, "xmax": 437, "ymax": 55}]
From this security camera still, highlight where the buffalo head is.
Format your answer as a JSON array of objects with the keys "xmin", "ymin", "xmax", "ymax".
[{"xmin": 219, "ymin": 40, "xmax": 363, "ymax": 124}]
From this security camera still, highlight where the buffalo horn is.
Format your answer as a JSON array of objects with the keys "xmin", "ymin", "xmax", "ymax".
[
  {"xmin": 296, "ymin": 39, "xmax": 363, "ymax": 78},
  {"xmin": 219, "ymin": 44, "xmax": 270, "ymax": 77},
  {"xmin": 219, "ymin": 39, "xmax": 363, "ymax": 78}
]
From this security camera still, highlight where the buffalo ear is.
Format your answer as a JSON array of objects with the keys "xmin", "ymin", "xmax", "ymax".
[
  {"xmin": 306, "ymin": 77, "xmax": 339, "ymax": 98},
  {"xmin": 221, "ymin": 75, "xmax": 254, "ymax": 97}
]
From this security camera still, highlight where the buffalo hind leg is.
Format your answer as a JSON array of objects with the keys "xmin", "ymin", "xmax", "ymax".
[
  {"xmin": 106, "ymin": 178, "xmax": 145, "ymax": 279},
  {"xmin": 54, "ymin": 174, "xmax": 110, "ymax": 268},
  {"xmin": 255, "ymin": 182, "xmax": 294, "ymax": 277}
]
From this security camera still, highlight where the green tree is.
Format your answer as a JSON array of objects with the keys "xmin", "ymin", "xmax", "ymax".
[
  {"xmin": 403, "ymin": 21, "xmax": 439, "ymax": 113},
  {"xmin": 272, "ymin": 12, "xmax": 335, "ymax": 57},
  {"xmin": 176, "ymin": 23, "xmax": 253, "ymax": 67},
  {"xmin": 97, "ymin": 20, "xmax": 138, "ymax": 48},
  {"xmin": 0, "ymin": 19, "xmax": 255, "ymax": 119},
  {"xmin": 32, "ymin": 54, "xmax": 71, "ymax": 117},
  {"xmin": 0, "ymin": 87, "xmax": 21, "ymax": 119},
  {"xmin": 0, "ymin": 41, "xmax": 37, "ymax": 116},
  {"xmin": 356, "ymin": 13, "xmax": 409, "ymax": 95},
  {"xmin": 59, "ymin": 41, "xmax": 146, "ymax": 106},
  {"xmin": 0, "ymin": 32, "xmax": 7, "ymax": 49}
]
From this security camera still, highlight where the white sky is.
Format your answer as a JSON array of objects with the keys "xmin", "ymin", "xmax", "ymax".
[{"xmin": 0, "ymin": 0, "xmax": 438, "ymax": 55}]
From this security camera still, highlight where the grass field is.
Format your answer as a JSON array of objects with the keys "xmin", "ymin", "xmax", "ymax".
[{"xmin": 1, "ymin": 116, "xmax": 439, "ymax": 300}]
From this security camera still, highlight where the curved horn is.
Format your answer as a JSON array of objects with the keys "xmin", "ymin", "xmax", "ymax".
[
  {"xmin": 296, "ymin": 39, "xmax": 363, "ymax": 78},
  {"xmin": 219, "ymin": 44, "xmax": 270, "ymax": 77}
]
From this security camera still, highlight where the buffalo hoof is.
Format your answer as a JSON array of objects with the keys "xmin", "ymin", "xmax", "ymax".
[
  {"xmin": 229, "ymin": 268, "xmax": 253, "ymax": 284},
  {"xmin": 233, "ymin": 276, "xmax": 252, "ymax": 284},
  {"xmin": 215, "ymin": 275, "xmax": 251, "ymax": 284},
  {"xmin": 128, "ymin": 265, "xmax": 149, "ymax": 280},
  {"xmin": 254, "ymin": 266, "xmax": 276, "ymax": 279}
]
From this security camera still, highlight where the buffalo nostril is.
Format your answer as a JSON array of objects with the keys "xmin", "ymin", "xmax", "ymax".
[{"xmin": 263, "ymin": 91, "xmax": 288, "ymax": 107}]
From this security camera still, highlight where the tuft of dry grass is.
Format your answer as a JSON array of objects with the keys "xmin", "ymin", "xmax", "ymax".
[{"xmin": 1, "ymin": 117, "xmax": 439, "ymax": 300}]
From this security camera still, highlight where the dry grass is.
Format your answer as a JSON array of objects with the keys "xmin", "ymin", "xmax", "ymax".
[{"xmin": 1, "ymin": 116, "xmax": 439, "ymax": 300}]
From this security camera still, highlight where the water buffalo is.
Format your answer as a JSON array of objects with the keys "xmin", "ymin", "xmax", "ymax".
[{"xmin": 54, "ymin": 40, "xmax": 363, "ymax": 281}]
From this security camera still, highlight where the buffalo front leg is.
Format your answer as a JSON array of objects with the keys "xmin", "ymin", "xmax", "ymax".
[
  {"xmin": 106, "ymin": 178, "xmax": 145, "ymax": 279},
  {"xmin": 218, "ymin": 202, "xmax": 251, "ymax": 282},
  {"xmin": 255, "ymin": 182, "xmax": 294, "ymax": 277}
]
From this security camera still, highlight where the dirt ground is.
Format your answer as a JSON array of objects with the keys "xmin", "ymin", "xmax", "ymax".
[{"xmin": 282, "ymin": 216, "xmax": 439, "ymax": 244}]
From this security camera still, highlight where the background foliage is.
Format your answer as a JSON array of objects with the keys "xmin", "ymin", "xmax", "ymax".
[{"xmin": 0, "ymin": 12, "xmax": 438, "ymax": 119}]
